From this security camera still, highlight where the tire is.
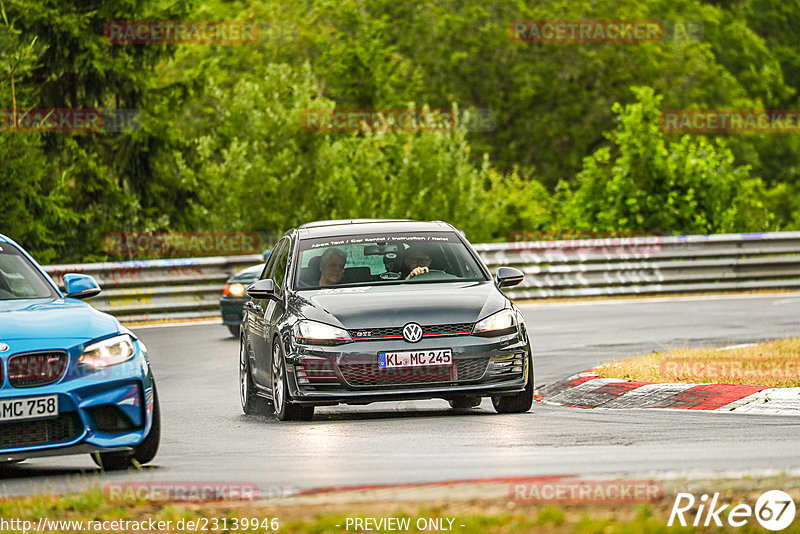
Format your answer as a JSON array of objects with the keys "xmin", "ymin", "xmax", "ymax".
[
  {"xmin": 271, "ymin": 338, "xmax": 314, "ymax": 422},
  {"xmin": 492, "ymin": 356, "xmax": 534, "ymax": 414},
  {"xmin": 92, "ymin": 384, "xmax": 161, "ymax": 470},
  {"xmin": 239, "ymin": 336, "xmax": 264, "ymax": 415},
  {"xmin": 228, "ymin": 325, "xmax": 239, "ymax": 337},
  {"xmin": 449, "ymin": 397, "xmax": 481, "ymax": 410}
]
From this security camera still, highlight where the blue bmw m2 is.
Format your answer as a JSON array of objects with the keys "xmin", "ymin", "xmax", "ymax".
[{"xmin": 0, "ymin": 234, "xmax": 159, "ymax": 470}]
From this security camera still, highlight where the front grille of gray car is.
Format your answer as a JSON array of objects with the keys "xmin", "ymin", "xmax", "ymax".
[
  {"xmin": 0, "ymin": 411, "xmax": 81, "ymax": 449},
  {"xmin": 348, "ymin": 323, "xmax": 474, "ymax": 341},
  {"xmin": 339, "ymin": 357, "xmax": 489, "ymax": 387}
]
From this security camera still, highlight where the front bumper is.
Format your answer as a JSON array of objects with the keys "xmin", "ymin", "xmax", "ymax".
[
  {"xmin": 0, "ymin": 352, "xmax": 155, "ymax": 458},
  {"xmin": 283, "ymin": 331, "xmax": 531, "ymax": 406},
  {"xmin": 1, "ymin": 443, "xmax": 133, "ymax": 463}
]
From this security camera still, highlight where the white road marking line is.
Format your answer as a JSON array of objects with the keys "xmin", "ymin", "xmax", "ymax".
[
  {"xmin": 518, "ymin": 291, "xmax": 800, "ymax": 308},
  {"xmin": 128, "ymin": 319, "xmax": 223, "ymax": 330}
]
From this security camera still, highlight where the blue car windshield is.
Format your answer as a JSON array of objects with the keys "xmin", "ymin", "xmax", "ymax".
[
  {"xmin": 0, "ymin": 245, "xmax": 59, "ymax": 300},
  {"xmin": 294, "ymin": 231, "xmax": 488, "ymax": 290}
]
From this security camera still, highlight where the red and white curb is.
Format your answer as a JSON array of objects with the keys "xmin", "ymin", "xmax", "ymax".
[{"xmin": 536, "ymin": 371, "xmax": 800, "ymax": 415}]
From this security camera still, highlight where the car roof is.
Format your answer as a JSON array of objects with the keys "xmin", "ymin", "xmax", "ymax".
[
  {"xmin": 0, "ymin": 234, "xmax": 21, "ymax": 251},
  {"xmin": 297, "ymin": 219, "xmax": 413, "ymax": 229},
  {"xmin": 230, "ymin": 263, "xmax": 265, "ymax": 280},
  {"xmin": 295, "ymin": 219, "xmax": 456, "ymax": 239}
]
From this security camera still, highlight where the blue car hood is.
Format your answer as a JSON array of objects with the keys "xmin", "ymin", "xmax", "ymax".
[{"xmin": 0, "ymin": 298, "xmax": 120, "ymax": 342}]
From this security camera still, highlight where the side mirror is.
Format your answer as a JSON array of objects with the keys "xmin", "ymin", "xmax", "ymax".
[
  {"xmin": 63, "ymin": 273, "xmax": 102, "ymax": 299},
  {"xmin": 246, "ymin": 279, "xmax": 280, "ymax": 301},
  {"xmin": 496, "ymin": 266, "xmax": 524, "ymax": 288}
]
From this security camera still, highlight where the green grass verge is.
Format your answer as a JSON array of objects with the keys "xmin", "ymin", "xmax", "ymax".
[{"xmin": 597, "ymin": 338, "xmax": 800, "ymax": 387}]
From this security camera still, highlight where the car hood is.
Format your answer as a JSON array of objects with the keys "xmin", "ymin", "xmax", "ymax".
[
  {"xmin": 292, "ymin": 281, "xmax": 507, "ymax": 328},
  {"xmin": 0, "ymin": 298, "xmax": 120, "ymax": 342}
]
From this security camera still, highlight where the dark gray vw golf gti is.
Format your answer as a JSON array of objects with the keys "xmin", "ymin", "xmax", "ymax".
[{"xmin": 239, "ymin": 219, "xmax": 532, "ymax": 420}]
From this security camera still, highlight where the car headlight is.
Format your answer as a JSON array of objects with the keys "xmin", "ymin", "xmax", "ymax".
[
  {"xmin": 293, "ymin": 320, "xmax": 352, "ymax": 346},
  {"xmin": 473, "ymin": 309, "xmax": 517, "ymax": 337},
  {"xmin": 224, "ymin": 283, "xmax": 247, "ymax": 297},
  {"xmin": 78, "ymin": 334, "xmax": 136, "ymax": 368}
]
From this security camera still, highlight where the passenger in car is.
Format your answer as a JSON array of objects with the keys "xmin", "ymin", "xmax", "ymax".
[{"xmin": 319, "ymin": 248, "xmax": 347, "ymax": 286}]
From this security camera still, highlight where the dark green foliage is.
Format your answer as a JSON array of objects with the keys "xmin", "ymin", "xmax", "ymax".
[
  {"xmin": 561, "ymin": 87, "xmax": 772, "ymax": 233},
  {"xmin": 1, "ymin": 0, "xmax": 798, "ymax": 262}
]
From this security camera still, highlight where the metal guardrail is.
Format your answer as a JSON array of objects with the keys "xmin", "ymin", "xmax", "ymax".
[
  {"xmin": 43, "ymin": 232, "xmax": 800, "ymax": 322},
  {"xmin": 45, "ymin": 255, "xmax": 263, "ymax": 323},
  {"xmin": 474, "ymin": 231, "xmax": 800, "ymax": 299}
]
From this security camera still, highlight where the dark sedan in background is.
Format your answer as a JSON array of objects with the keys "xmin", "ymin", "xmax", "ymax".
[
  {"xmin": 239, "ymin": 219, "xmax": 533, "ymax": 421},
  {"xmin": 221, "ymin": 263, "xmax": 265, "ymax": 337}
]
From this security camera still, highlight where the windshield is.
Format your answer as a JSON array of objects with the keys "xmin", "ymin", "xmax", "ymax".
[
  {"xmin": 294, "ymin": 232, "xmax": 488, "ymax": 290},
  {"xmin": 0, "ymin": 245, "xmax": 60, "ymax": 300},
  {"xmin": 232, "ymin": 264, "xmax": 265, "ymax": 283}
]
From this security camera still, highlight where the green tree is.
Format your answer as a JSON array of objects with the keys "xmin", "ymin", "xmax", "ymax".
[
  {"xmin": 1, "ymin": 0, "xmax": 196, "ymax": 262},
  {"xmin": 709, "ymin": 0, "xmax": 800, "ymax": 228},
  {"xmin": 251, "ymin": 0, "xmax": 789, "ymax": 188},
  {"xmin": 1, "ymin": 2, "xmax": 75, "ymax": 262},
  {"xmin": 171, "ymin": 61, "xmax": 551, "ymax": 242},
  {"xmin": 561, "ymin": 86, "xmax": 772, "ymax": 233}
]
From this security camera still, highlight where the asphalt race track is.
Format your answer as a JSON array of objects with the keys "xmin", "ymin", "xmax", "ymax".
[{"xmin": 2, "ymin": 293, "xmax": 800, "ymax": 497}]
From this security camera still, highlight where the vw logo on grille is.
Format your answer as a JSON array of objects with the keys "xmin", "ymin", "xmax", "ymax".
[
  {"xmin": 402, "ymin": 323, "xmax": 423, "ymax": 343},
  {"xmin": 0, "ymin": 343, "xmax": 8, "ymax": 353}
]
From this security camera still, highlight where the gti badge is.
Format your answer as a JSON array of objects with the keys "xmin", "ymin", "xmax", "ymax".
[
  {"xmin": 402, "ymin": 323, "xmax": 423, "ymax": 343},
  {"xmin": 0, "ymin": 342, "xmax": 9, "ymax": 353}
]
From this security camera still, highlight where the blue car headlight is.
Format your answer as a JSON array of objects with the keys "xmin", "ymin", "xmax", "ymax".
[{"xmin": 78, "ymin": 334, "xmax": 136, "ymax": 369}]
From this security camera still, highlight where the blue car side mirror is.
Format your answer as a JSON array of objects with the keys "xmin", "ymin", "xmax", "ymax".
[{"xmin": 63, "ymin": 273, "xmax": 102, "ymax": 299}]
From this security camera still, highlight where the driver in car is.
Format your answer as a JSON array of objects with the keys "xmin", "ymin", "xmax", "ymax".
[{"xmin": 402, "ymin": 245, "xmax": 433, "ymax": 280}]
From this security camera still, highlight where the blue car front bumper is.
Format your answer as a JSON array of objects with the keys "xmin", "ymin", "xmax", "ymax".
[{"xmin": 0, "ymin": 339, "xmax": 156, "ymax": 461}]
